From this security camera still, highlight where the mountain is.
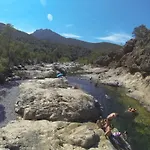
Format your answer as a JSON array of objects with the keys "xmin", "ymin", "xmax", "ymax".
[
  {"xmin": 0, "ymin": 23, "xmax": 92, "ymax": 65},
  {"xmin": 0, "ymin": 22, "xmax": 122, "ymax": 65},
  {"xmin": 0, "ymin": 23, "xmax": 59, "ymax": 51},
  {"xmin": 0, "ymin": 23, "xmax": 41, "ymax": 45},
  {"xmin": 0, "ymin": 23, "xmax": 122, "ymax": 53},
  {"xmin": 31, "ymin": 29, "xmax": 121, "ymax": 52},
  {"xmin": 0, "ymin": 23, "xmax": 5, "ymax": 30},
  {"xmin": 0, "ymin": 22, "xmax": 123, "ymax": 82}
]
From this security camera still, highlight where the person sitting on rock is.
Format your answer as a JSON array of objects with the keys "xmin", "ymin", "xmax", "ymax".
[
  {"xmin": 104, "ymin": 125, "xmax": 126, "ymax": 138},
  {"xmin": 104, "ymin": 125, "xmax": 128, "ymax": 148},
  {"xmin": 107, "ymin": 113, "xmax": 119, "ymax": 121},
  {"xmin": 106, "ymin": 113, "xmax": 119, "ymax": 126},
  {"xmin": 96, "ymin": 117, "xmax": 128, "ymax": 145},
  {"xmin": 104, "ymin": 124, "xmax": 112, "ymax": 137},
  {"xmin": 96, "ymin": 118, "xmax": 112, "ymax": 136},
  {"xmin": 106, "ymin": 129, "xmax": 129, "ymax": 150},
  {"xmin": 96, "ymin": 119, "xmax": 104, "ymax": 128},
  {"xmin": 96, "ymin": 119, "xmax": 107, "ymax": 129}
]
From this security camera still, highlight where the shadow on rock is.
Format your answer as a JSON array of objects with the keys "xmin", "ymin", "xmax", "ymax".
[{"xmin": 0, "ymin": 104, "xmax": 6, "ymax": 123}]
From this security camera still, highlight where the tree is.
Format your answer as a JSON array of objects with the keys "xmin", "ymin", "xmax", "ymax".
[
  {"xmin": 132, "ymin": 25, "xmax": 149, "ymax": 39},
  {"xmin": 2, "ymin": 24, "xmax": 14, "ymax": 67}
]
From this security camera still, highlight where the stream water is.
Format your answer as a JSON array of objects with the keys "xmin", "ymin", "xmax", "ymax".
[
  {"xmin": 67, "ymin": 76, "xmax": 150, "ymax": 150},
  {"xmin": 0, "ymin": 77, "xmax": 150, "ymax": 150},
  {"xmin": 0, "ymin": 82, "xmax": 19, "ymax": 128}
]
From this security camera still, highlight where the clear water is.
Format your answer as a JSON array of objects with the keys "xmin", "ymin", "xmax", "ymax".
[{"xmin": 67, "ymin": 76, "xmax": 150, "ymax": 150}]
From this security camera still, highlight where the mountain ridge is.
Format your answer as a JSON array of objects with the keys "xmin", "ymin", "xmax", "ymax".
[
  {"xmin": 0, "ymin": 22, "xmax": 122, "ymax": 54},
  {"xmin": 31, "ymin": 28, "xmax": 121, "ymax": 51}
]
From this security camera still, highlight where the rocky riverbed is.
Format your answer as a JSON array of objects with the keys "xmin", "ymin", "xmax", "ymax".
[
  {"xmin": 82, "ymin": 65, "xmax": 150, "ymax": 112},
  {"xmin": 0, "ymin": 63, "xmax": 116, "ymax": 150}
]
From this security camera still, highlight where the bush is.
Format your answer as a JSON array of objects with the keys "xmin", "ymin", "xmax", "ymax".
[{"xmin": 0, "ymin": 58, "xmax": 9, "ymax": 84}]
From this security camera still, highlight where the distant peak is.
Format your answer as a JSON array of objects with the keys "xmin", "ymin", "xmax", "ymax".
[{"xmin": 34, "ymin": 29, "xmax": 53, "ymax": 32}]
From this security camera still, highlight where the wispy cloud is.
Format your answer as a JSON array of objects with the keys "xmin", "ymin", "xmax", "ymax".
[
  {"xmin": 47, "ymin": 14, "xmax": 53, "ymax": 21},
  {"xmin": 66, "ymin": 24, "xmax": 73, "ymax": 28},
  {"xmin": 61, "ymin": 33, "xmax": 82, "ymax": 39},
  {"xmin": 27, "ymin": 31, "xmax": 34, "ymax": 34},
  {"xmin": 40, "ymin": 0, "xmax": 46, "ymax": 6},
  {"xmin": 96, "ymin": 33, "xmax": 132, "ymax": 44},
  {"xmin": 16, "ymin": 27, "xmax": 34, "ymax": 34}
]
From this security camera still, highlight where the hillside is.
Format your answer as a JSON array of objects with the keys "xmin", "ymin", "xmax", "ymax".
[
  {"xmin": 0, "ymin": 23, "xmax": 122, "ymax": 66},
  {"xmin": 0, "ymin": 23, "xmax": 92, "ymax": 61},
  {"xmin": 0, "ymin": 23, "xmax": 92, "ymax": 83},
  {"xmin": 0, "ymin": 22, "xmax": 122, "ymax": 82},
  {"xmin": 31, "ymin": 29, "xmax": 121, "ymax": 52},
  {"xmin": 0, "ymin": 23, "xmax": 44, "ymax": 45},
  {"xmin": 94, "ymin": 25, "xmax": 150, "ymax": 76},
  {"xmin": 0, "ymin": 23, "xmax": 121, "ymax": 54}
]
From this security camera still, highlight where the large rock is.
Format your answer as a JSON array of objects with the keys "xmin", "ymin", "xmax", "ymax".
[
  {"xmin": 54, "ymin": 62, "xmax": 81, "ymax": 75},
  {"xmin": 94, "ymin": 51, "xmax": 123, "ymax": 68},
  {"xmin": 16, "ymin": 63, "xmax": 83, "ymax": 79},
  {"xmin": 15, "ymin": 78, "xmax": 101, "ymax": 122},
  {"xmin": 94, "ymin": 55, "xmax": 112, "ymax": 66},
  {"xmin": 123, "ymin": 39, "xmax": 136, "ymax": 54},
  {"xmin": 116, "ymin": 29, "xmax": 150, "ymax": 75},
  {"xmin": 93, "ymin": 26, "xmax": 150, "ymax": 76},
  {"xmin": 17, "ymin": 64, "xmax": 56, "ymax": 79},
  {"xmin": 120, "ymin": 46, "xmax": 150, "ymax": 75},
  {"xmin": 19, "ymin": 69, "xmax": 56, "ymax": 79},
  {"xmin": 102, "ymin": 80, "xmax": 122, "ymax": 87},
  {"xmin": 0, "ymin": 120, "xmax": 115, "ymax": 150}
]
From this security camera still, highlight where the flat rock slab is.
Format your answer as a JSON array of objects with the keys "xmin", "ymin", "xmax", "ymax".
[
  {"xmin": 15, "ymin": 78, "xmax": 101, "ymax": 122},
  {"xmin": 0, "ymin": 120, "xmax": 115, "ymax": 150}
]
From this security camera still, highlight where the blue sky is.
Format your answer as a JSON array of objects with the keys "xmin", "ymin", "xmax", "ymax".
[{"xmin": 0, "ymin": 0, "xmax": 150, "ymax": 44}]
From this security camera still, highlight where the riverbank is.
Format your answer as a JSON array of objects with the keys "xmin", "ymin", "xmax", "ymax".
[
  {"xmin": 0, "ymin": 63, "xmax": 117, "ymax": 150},
  {"xmin": 81, "ymin": 65, "xmax": 150, "ymax": 111}
]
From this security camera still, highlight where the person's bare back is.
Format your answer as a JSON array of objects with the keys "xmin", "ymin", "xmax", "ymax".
[{"xmin": 107, "ymin": 113, "xmax": 118, "ymax": 120}]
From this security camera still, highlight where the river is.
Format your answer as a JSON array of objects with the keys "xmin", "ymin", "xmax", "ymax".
[
  {"xmin": 67, "ymin": 76, "xmax": 150, "ymax": 150},
  {"xmin": 0, "ymin": 77, "xmax": 150, "ymax": 150},
  {"xmin": 0, "ymin": 81, "xmax": 19, "ymax": 127}
]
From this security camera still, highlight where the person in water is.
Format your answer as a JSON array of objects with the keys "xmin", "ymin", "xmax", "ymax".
[
  {"xmin": 119, "ymin": 107, "xmax": 138, "ymax": 132},
  {"xmin": 127, "ymin": 107, "xmax": 137, "ymax": 113},
  {"xmin": 123, "ymin": 107, "xmax": 138, "ymax": 119}
]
